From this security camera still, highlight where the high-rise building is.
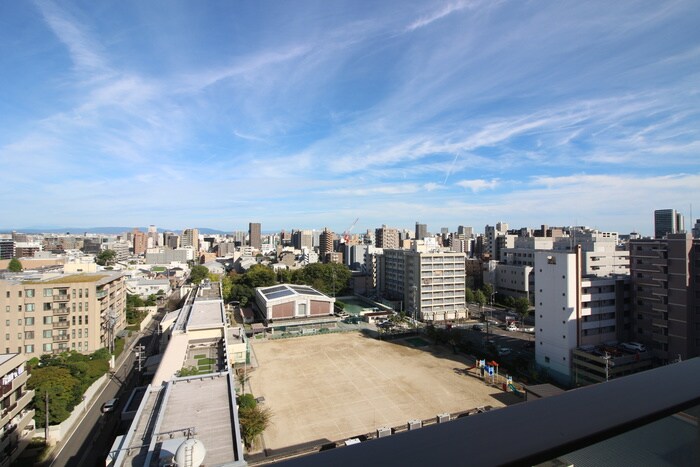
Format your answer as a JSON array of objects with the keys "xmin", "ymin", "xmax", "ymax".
[
  {"xmin": 0, "ymin": 272, "xmax": 126, "ymax": 356},
  {"xmin": 292, "ymin": 230, "xmax": 313, "ymax": 250},
  {"xmin": 654, "ymin": 209, "xmax": 684, "ymax": 239},
  {"xmin": 693, "ymin": 219, "xmax": 700, "ymax": 239},
  {"xmin": 630, "ymin": 233, "xmax": 699, "ymax": 363},
  {"xmin": 248, "ymin": 223, "xmax": 261, "ymax": 250},
  {"xmin": 132, "ymin": 228, "xmax": 148, "ymax": 256},
  {"xmin": 147, "ymin": 225, "xmax": 158, "ymax": 248},
  {"xmin": 163, "ymin": 232, "xmax": 180, "ymax": 249},
  {"xmin": 415, "ymin": 222, "xmax": 428, "ymax": 241},
  {"xmin": 0, "ymin": 237, "xmax": 15, "ymax": 260},
  {"xmin": 319, "ymin": 228, "xmax": 334, "ymax": 263},
  {"xmin": 375, "ymin": 225, "xmax": 400, "ymax": 249},
  {"xmin": 182, "ymin": 228, "xmax": 200, "ymax": 252}
]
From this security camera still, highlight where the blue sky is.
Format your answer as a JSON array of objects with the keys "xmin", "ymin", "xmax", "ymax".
[{"xmin": 1, "ymin": 1, "xmax": 699, "ymax": 236}]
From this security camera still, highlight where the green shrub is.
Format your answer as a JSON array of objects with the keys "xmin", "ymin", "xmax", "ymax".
[{"xmin": 238, "ymin": 393, "xmax": 257, "ymax": 410}]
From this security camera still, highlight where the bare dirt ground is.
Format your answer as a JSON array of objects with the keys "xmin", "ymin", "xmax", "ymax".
[{"xmin": 247, "ymin": 331, "xmax": 520, "ymax": 454}]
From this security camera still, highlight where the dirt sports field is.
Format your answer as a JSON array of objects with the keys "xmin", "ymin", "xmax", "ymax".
[{"xmin": 248, "ymin": 331, "xmax": 520, "ymax": 454}]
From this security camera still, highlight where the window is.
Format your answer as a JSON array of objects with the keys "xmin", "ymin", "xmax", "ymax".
[
  {"xmin": 25, "ymin": 344, "xmax": 34, "ymax": 353},
  {"xmin": 43, "ymin": 303, "xmax": 51, "ymax": 311},
  {"xmin": 79, "ymin": 289, "xmax": 82, "ymax": 298},
  {"xmin": 43, "ymin": 330, "xmax": 52, "ymax": 338},
  {"xmin": 4, "ymin": 334, "xmax": 8, "ymax": 340},
  {"xmin": 5, "ymin": 306, "xmax": 8, "ymax": 312},
  {"xmin": 24, "ymin": 317, "xmax": 34, "ymax": 326},
  {"xmin": 78, "ymin": 329, "xmax": 82, "ymax": 338},
  {"xmin": 72, "ymin": 316, "xmax": 76, "ymax": 325},
  {"xmin": 26, "ymin": 303, "xmax": 35, "ymax": 312},
  {"xmin": 43, "ymin": 343, "xmax": 52, "ymax": 352},
  {"xmin": 24, "ymin": 331, "xmax": 34, "ymax": 339},
  {"xmin": 18, "ymin": 291, "xmax": 22, "ymax": 298},
  {"xmin": 43, "ymin": 316, "xmax": 52, "ymax": 325},
  {"xmin": 18, "ymin": 305, "xmax": 22, "ymax": 312},
  {"xmin": 43, "ymin": 288, "xmax": 53, "ymax": 297},
  {"xmin": 85, "ymin": 288, "xmax": 88, "ymax": 298},
  {"xmin": 85, "ymin": 316, "xmax": 88, "ymax": 325},
  {"xmin": 72, "ymin": 289, "xmax": 76, "ymax": 298},
  {"xmin": 84, "ymin": 328, "xmax": 88, "ymax": 337},
  {"xmin": 5, "ymin": 291, "xmax": 9, "ymax": 298},
  {"xmin": 78, "ymin": 316, "xmax": 82, "ymax": 325},
  {"xmin": 545, "ymin": 356, "xmax": 550, "ymax": 363},
  {"xmin": 5, "ymin": 320, "xmax": 9, "ymax": 326}
]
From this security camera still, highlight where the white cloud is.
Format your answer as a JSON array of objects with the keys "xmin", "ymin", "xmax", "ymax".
[{"xmin": 455, "ymin": 178, "xmax": 500, "ymax": 192}]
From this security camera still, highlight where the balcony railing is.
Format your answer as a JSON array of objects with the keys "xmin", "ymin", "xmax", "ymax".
[
  {"xmin": 52, "ymin": 307, "xmax": 69, "ymax": 315},
  {"xmin": 52, "ymin": 294, "xmax": 70, "ymax": 302},
  {"xmin": 52, "ymin": 334, "xmax": 69, "ymax": 342},
  {"xmin": 96, "ymin": 290, "xmax": 108, "ymax": 299},
  {"xmin": 52, "ymin": 321, "xmax": 69, "ymax": 329},
  {"xmin": 276, "ymin": 358, "xmax": 700, "ymax": 467}
]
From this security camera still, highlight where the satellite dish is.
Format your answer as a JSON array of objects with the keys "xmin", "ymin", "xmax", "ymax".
[{"xmin": 174, "ymin": 438, "xmax": 206, "ymax": 467}]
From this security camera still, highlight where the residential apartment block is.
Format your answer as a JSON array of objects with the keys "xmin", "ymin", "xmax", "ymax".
[
  {"xmin": 374, "ymin": 225, "xmax": 400, "ymax": 250},
  {"xmin": 629, "ymin": 233, "xmax": 699, "ymax": 363},
  {"xmin": 0, "ymin": 353, "xmax": 34, "ymax": 467},
  {"xmin": 0, "ymin": 273, "xmax": 126, "ymax": 356},
  {"xmin": 534, "ymin": 248, "xmax": 631, "ymax": 385},
  {"xmin": 379, "ymin": 243, "xmax": 466, "ymax": 322}
]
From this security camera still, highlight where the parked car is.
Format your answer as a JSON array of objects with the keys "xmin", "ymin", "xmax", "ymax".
[
  {"xmin": 506, "ymin": 323, "xmax": 519, "ymax": 332},
  {"xmin": 471, "ymin": 324, "xmax": 484, "ymax": 332},
  {"xmin": 497, "ymin": 347, "xmax": 512, "ymax": 357},
  {"xmin": 620, "ymin": 342, "xmax": 647, "ymax": 353},
  {"xmin": 101, "ymin": 398, "xmax": 118, "ymax": 414}
]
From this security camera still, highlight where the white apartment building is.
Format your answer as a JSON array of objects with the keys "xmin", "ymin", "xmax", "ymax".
[
  {"xmin": 0, "ymin": 353, "xmax": 34, "ymax": 467},
  {"xmin": 379, "ymin": 243, "xmax": 467, "ymax": 322},
  {"xmin": 534, "ymin": 248, "xmax": 630, "ymax": 385}
]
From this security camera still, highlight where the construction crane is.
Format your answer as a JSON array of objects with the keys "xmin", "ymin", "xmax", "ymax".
[{"xmin": 343, "ymin": 218, "xmax": 359, "ymax": 244}]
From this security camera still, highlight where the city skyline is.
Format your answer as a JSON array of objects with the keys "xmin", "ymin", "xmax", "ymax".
[{"xmin": 1, "ymin": 1, "xmax": 699, "ymax": 235}]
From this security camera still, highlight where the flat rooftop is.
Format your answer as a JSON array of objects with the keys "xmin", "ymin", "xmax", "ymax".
[
  {"xmin": 0, "ymin": 353, "xmax": 20, "ymax": 367},
  {"xmin": 187, "ymin": 300, "xmax": 225, "ymax": 329},
  {"xmin": 155, "ymin": 374, "xmax": 239, "ymax": 465}
]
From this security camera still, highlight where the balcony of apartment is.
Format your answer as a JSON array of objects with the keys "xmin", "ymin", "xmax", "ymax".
[
  {"xmin": 52, "ymin": 293, "xmax": 70, "ymax": 302},
  {"xmin": 652, "ymin": 318, "xmax": 668, "ymax": 328},
  {"xmin": 0, "ymin": 390, "xmax": 34, "ymax": 428},
  {"xmin": 0, "ymin": 371, "xmax": 28, "ymax": 400},
  {"xmin": 52, "ymin": 334, "xmax": 69, "ymax": 343},
  {"xmin": 96, "ymin": 289, "xmax": 108, "ymax": 300},
  {"xmin": 52, "ymin": 306, "xmax": 70, "ymax": 316},
  {"xmin": 52, "ymin": 320, "xmax": 69, "ymax": 329},
  {"xmin": 0, "ymin": 407, "xmax": 34, "ymax": 448},
  {"xmin": 279, "ymin": 358, "xmax": 700, "ymax": 467}
]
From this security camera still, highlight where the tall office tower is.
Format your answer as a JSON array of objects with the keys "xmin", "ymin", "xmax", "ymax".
[
  {"xmin": 415, "ymin": 222, "xmax": 428, "ymax": 241},
  {"xmin": 484, "ymin": 223, "xmax": 509, "ymax": 259},
  {"xmin": 292, "ymin": 230, "xmax": 313, "ymax": 250},
  {"xmin": 147, "ymin": 225, "xmax": 158, "ymax": 248},
  {"xmin": 457, "ymin": 226, "xmax": 474, "ymax": 237},
  {"xmin": 164, "ymin": 232, "xmax": 180, "ymax": 249},
  {"xmin": 375, "ymin": 225, "xmax": 400, "ymax": 249},
  {"xmin": 132, "ymin": 228, "xmax": 148, "ymax": 255},
  {"xmin": 248, "ymin": 223, "xmax": 261, "ymax": 250},
  {"xmin": 654, "ymin": 209, "xmax": 684, "ymax": 239},
  {"xmin": 319, "ymin": 227, "xmax": 334, "ymax": 263},
  {"xmin": 182, "ymin": 228, "xmax": 200, "ymax": 252},
  {"xmin": 630, "ymin": 233, "xmax": 699, "ymax": 363},
  {"xmin": 693, "ymin": 219, "xmax": 700, "ymax": 239}
]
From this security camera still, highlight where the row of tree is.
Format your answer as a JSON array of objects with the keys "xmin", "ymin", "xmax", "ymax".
[
  {"xmin": 466, "ymin": 284, "xmax": 531, "ymax": 321},
  {"xmin": 193, "ymin": 262, "xmax": 352, "ymax": 307}
]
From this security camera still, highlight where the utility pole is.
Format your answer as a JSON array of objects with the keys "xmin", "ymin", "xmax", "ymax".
[{"xmin": 45, "ymin": 392, "xmax": 49, "ymax": 442}]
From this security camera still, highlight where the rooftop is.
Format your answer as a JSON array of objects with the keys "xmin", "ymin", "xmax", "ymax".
[
  {"xmin": 187, "ymin": 300, "xmax": 225, "ymax": 329},
  {"xmin": 258, "ymin": 283, "xmax": 328, "ymax": 301}
]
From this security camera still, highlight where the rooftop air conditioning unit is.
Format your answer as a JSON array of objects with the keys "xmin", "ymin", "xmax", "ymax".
[
  {"xmin": 376, "ymin": 427, "xmax": 391, "ymax": 438},
  {"xmin": 407, "ymin": 419, "xmax": 422, "ymax": 430},
  {"xmin": 436, "ymin": 413, "xmax": 450, "ymax": 423}
]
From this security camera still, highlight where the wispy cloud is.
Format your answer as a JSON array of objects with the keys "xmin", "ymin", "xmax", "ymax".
[{"xmin": 456, "ymin": 178, "xmax": 500, "ymax": 192}]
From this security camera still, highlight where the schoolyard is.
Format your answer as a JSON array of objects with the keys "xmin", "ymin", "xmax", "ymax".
[{"xmin": 247, "ymin": 331, "xmax": 520, "ymax": 454}]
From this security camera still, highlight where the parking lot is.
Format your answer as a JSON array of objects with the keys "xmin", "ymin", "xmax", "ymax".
[{"xmin": 248, "ymin": 331, "xmax": 521, "ymax": 455}]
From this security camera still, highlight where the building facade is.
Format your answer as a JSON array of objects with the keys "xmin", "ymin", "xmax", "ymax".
[
  {"xmin": 0, "ymin": 273, "xmax": 126, "ymax": 356},
  {"xmin": 248, "ymin": 223, "xmax": 261, "ymax": 250},
  {"xmin": 0, "ymin": 353, "xmax": 34, "ymax": 467},
  {"xmin": 654, "ymin": 209, "xmax": 684, "ymax": 239},
  {"xmin": 629, "ymin": 234, "xmax": 699, "ymax": 363},
  {"xmin": 375, "ymin": 225, "xmax": 400, "ymax": 250}
]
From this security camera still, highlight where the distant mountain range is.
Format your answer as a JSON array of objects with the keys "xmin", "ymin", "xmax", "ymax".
[{"xmin": 0, "ymin": 227, "xmax": 229, "ymax": 235}]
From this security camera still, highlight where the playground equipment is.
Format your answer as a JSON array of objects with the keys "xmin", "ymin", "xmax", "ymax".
[{"xmin": 508, "ymin": 383, "xmax": 523, "ymax": 397}]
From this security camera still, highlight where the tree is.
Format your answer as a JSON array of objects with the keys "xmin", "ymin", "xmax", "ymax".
[
  {"xmin": 465, "ymin": 288, "xmax": 475, "ymax": 304},
  {"xmin": 144, "ymin": 294, "xmax": 157, "ymax": 306},
  {"xmin": 481, "ymin": 283, "xmax": 494, "ymax": 303},
  {"xmin": 293, "ymin": 263, "xmax": 351, "ymax": 296},
  {"xmin": 239, "ymin": 404, "xmax": 272, "ymax": 448},
  {"xmin": 514, "ymin": 297, "xmax": 531, "ymax": 323},
  {"xmin": 177, "ymin": 366, "xmax": 200, "ymax": 377},
  {"xmin": 95, "ymin": 249, "xmax": 117, "ymax": 266},
  {"xmin": 189, "ymin": 265, "xmax": 209, "ymax": 284},
  {"xmin": 244, "ymin": 264, "xmax": 276, "ymax": 288},
  {"xmin": 7, "ymin": 258, "xmax": 22, "ymax": 272},
  {"xmin": 474, "ymin": 290, "xmax": 486, "ymax": 316}
]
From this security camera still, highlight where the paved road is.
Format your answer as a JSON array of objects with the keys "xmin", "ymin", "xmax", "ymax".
[{"xmin": 49, "ymin": 311, "xmax": 163, "ymax": 467}]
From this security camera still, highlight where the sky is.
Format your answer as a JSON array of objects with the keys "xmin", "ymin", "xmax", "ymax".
[{"xmin": 1, "ymin": 0, "xmax": 699, "ymax": 236}]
